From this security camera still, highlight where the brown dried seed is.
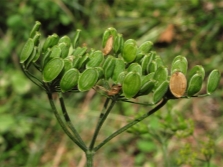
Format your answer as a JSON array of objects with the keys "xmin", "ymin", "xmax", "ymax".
[
  {"xmin": 103, "ymin": 36, "xmax": 113, "ymax": 55},
  {"xmin": 169, "ymin": 71, "xmax": 187, "ymax": 98}
]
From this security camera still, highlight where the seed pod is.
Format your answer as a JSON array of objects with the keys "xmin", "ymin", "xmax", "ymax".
[
  {"xmin": 141, "ymin": 55, "xmax": 151, "ymax": 75},
  {"xmin": 102, "ymin": 29, "xmax": 111, "ymax": 48},
  {"xmin": 171, "ymin": 55, "xmax": 188, "ymax": 75},
  {"xmin": 207, "ymin": 69, "xmax": 221, "ymax": 94},
  {"xmin": 42, "ymin": 34, "xmax": 59, "ymax": 53},
  {"xmin": 187, "ymin": 73, "xmax": 203, "ymax": 96},
  {"xmin": 188, "ymin": 65, "xmax": 205, "ymax": 81},
  {"xmin": 108, "ymin": 27, "xmax": 118, "ymax": 37},
  {"xmin": 58, "ymin": 35, "xmax": 71, "ymax": 48},
  {"xmin": 49, "ymin": 45, "xmax": 61, "ymax": 59},
  {"xmin": 62, "ymin": 57, "xmax": 73, "ymax": 74},
  {"xmin": 78, "ymin": 68, "xmax": 99, "ymax": 91},
  {"xmin": 33, "ymin": 32, "xmax": 41, "ymax": 46},
  {"xmin": 113, "ymin": 33, "xmax": 124, "ymax": 54},
  {"xmin": 32, "ymin": 47, "xmax": 41, "ymax": 63},
  {"xmin": 29, "ymin": 21, "xmax": 41, "ymax": 38},
  {"xmin": 153, "ymin": 66, "xmax": 168, "ymax": 90},
  {"xmin": 43, "ymin": 58, "xmax": 64, "ymax": 82},
  {"xmin": 79, "ymin": 53, "xmax": 89, "ymax": 69},
  {"xmin": 127, "ymin": 63, "xmax": 142, "ymax": 75},
  {"xmin": 73, "ymin": 46, "xmax": 87, "ymax": 57},
  {"xmin": 154, "ymin": 55, "xmax": 163, "ymax": 67},
  {"xmin": 123, "ymin": 72, "xmax": 141, "ymax": 98},
  {"xmin": 117, "ymin": 71, "xmax": 127, "ymax": 84},
  {"xmin": 112, "ymin": 58, "xmax": 125, "ymax": 82},
  {"xmin": 121, "ymin": 39, "xmax": 137, "ymax": 63},
  {"xmin": 103, "ymin": 36, "xmax": 113, "ymax": 55},
  {"xmin": 138, "ymin": 41, "xmax": 153, "ymax": 54},
  {"xmin": 153, "ymin": 81, "xmax": 169, "ymax": 104},
  {"xmin": 169, "ymin": 71, "xmax": 187, "ymax": 98},
  {"xmin": 20, "ymin": 38, "xmax": 35, "ymax": 64},
  {"xmin": 41, "ymin": 49, "xmax": 51, "ymax": 68},
  {"xmin": 95, "ymin": 67, "xmax": 104, "ymax": 79},
  {"xmin": 146, "ymin": 52, "xmax": 156, "ymax": 73},
  {"xmin": 60, "ymin": 68, "xmax": 79, "ymax": 92},
  {"xmin": 73, "ymin": 55, "xmax": 82, "ymax": 69},
  {"xmin": 138, "ymin": 79, "xmax": 155, "ymax": 96},
  {"xmin": 102, "ymin": 55, "xmax": 115, "ymax": 80},
  {"xmin": 86, "ymin": 50, "xmax": 104, "ymax": 68},
  {"xmin": 25, "ymin": 46, "xmax": 37, "ymax": 68},
  {"xmin": 59, "ymin": 42, "xmax": 69, "ymax": 58},
  {"xmin": 148, "ymin": 61, "xmax": 157, "ymax": 73},
  {"xmin": 73, "ymin": 29, "xmax": 81, "ymax": 48}
]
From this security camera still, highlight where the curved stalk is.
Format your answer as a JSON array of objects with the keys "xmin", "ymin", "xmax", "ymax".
[
  {"xmin": 59, "ymin": 93, "xmax": 87, "ymax": 149},
  {"xmin": 89, "ymin": 98, "xmax": 116, "ymax": 150},
  {"xmin": 47, "ymin": 93, "xmax": 87, "ymax": 151},
  {"xmin": 93, "ymin": 98, "xmax": 168, "ymax": 152}
]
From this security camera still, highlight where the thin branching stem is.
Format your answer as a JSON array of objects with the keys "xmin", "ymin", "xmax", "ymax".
[
  {"xmin": 47, "ymin": 93, "xmax": 87, "ymax": 151},
  {"xmin": 58, "ymin": 93, "xmax": 87, "ymax": 149},
  {"xmin": 93, "ymin": 98, "xmax": 168, "ymax": 152},
  {"xmin": 89, "ymin": 98, "xmax": 116, "ymax": 150}
]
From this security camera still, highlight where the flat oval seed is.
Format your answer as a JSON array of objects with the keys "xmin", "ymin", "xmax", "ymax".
[
  {"xmin": 43, "ymin": 58, "xmax": 64, "ymax": 82},
  {"xmin": 169, "ymin": 71, "xmax": 187, "ymax": 98},
  {"xmin": 20, "ymin": 38, "xmax": 34, "ymax": 63},
  {"xmin": 78, "ymin": 68, "xmax": 99, "ymax": 91},
  {"xmin": 60, "ymin": 68, "xmax": 79, "ymax": 92}
]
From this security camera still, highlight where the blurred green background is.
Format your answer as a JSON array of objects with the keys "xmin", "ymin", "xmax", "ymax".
[{"xmin": 0, "ymin": 0, "xmax": 223, "ymax": 166}]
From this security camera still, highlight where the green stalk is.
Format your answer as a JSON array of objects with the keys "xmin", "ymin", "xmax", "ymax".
[
  {"xmin": 58, "ymin": 93, "xmax": 87, "ymax": 149},
  {"xmin": 47, "ymin": 93, "xmax": 87, "ymax": 151},
  {"xmin": 89, "ymin": 98, "xmax": 116, "ymax": 150},
  {"xmin": 94, "ymin": 98, "xmax": 168, "ymax": 152},
  {"xmin": 85, "ymin": 151, "xmax": 95, "ymax": 167}
]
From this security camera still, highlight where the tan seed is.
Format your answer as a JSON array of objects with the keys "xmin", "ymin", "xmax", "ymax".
[
  {"xmin": 169, "ymin": 71, "xmax": 187, "ymax": 98},
  {"xmin": 103, "ymin": 36, "xmax": 113, "ymax": 55}
]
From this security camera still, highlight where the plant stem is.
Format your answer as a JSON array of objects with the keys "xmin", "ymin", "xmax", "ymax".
[
  {"xmin": 94, "ymin": 98, "xmax": 168, "ymax": 152},
  {"xmin": 85, "ymin": 151, "xmax": 95, "ymax": 167},
  {"xmin": 89, "ymin": 98, "xmax": 116, "ymax": 150},
  {"xmin": 47, "ymin": 93, "xmax": 87, "ymax": 151},
  {"xmin": 58, "ymin": 93, "xmax": 87, "ymax": 149}
]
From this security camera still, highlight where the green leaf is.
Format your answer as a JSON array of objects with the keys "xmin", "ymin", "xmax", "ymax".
[
  {"xmin": 187, "ymin": 73, "xmax": 203, "ymax": 96},
  {"xmin": 123, "ymin": 72, "xmax": 141, "ymax": 98},
  {"xmin": 153, "ymin": 81, "xmax": 169, "ymax": 103},
  {"xmin": 78, "ymin": 68, "xmax": 99, "ymax": 91},
  {"xmin": 60, "ymin": 68, "xmax": 79, "ymax": 92},
  {"xmin": 207, "ymin": 69, "xmax": 221, "ymax": 94},
  {"xmin": 121, "ymin": 39, "xmax": 137, "ymax": 63},
  {"xmin": 20, "ymin": 38, "xmax": 35, "ymax": 63},
  {"xmin": 43, "ymin": 58, "xmax": 64, "ymax": 82}
]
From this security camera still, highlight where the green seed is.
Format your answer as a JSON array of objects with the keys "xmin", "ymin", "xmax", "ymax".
[{"xmin": 43, "ymin": 58, "xmax": 64, "ymax": 82}]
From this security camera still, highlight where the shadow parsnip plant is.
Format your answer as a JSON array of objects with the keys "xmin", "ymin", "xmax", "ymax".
[{"xmin": 19, "ymin": 21, "xmax": 220, "ymax": 167}]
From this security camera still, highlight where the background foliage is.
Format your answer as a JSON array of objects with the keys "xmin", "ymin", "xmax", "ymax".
[{"xmin": 0, "ymin": 0, "xmax": 222, "ymax": 166}]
